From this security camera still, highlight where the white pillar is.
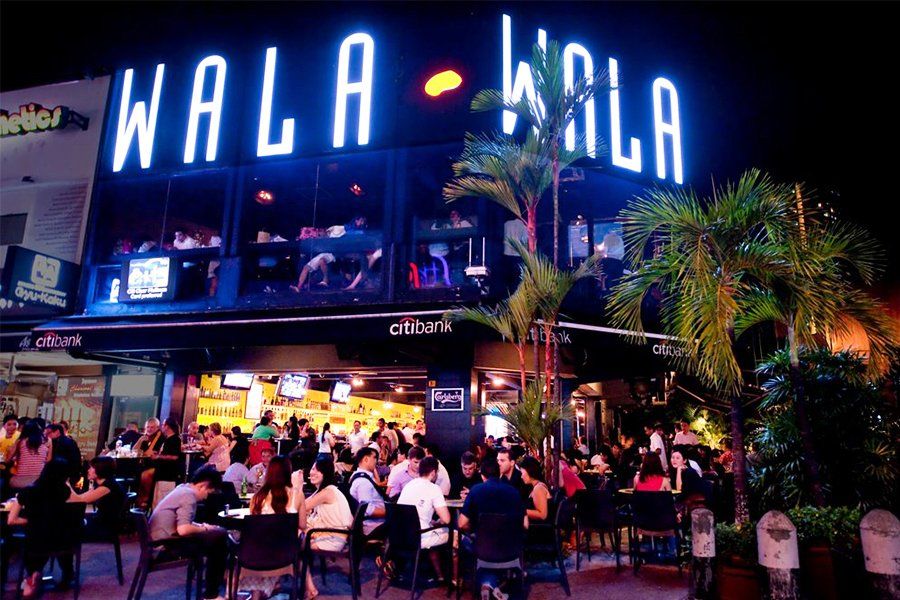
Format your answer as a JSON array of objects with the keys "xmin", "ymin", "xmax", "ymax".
[
  {"xmin": 860, "ymin": 509, "xmax": 900, "ymax": 599},
  {"xmin": 757, "ymin": 510, "xmax": 799, "ymax": 600},
  {"xmin": 690, "ymin": 508, "xmax": 715, "ymax": 599}
]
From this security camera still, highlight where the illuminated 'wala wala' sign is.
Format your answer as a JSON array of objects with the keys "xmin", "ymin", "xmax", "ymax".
[{"xmin": 109, "ymin": 13, "xmax": 685, "ymax": 183}]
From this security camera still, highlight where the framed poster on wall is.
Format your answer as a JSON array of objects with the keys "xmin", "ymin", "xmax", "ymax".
[{"xmin": 430, "ymin": 388, "xmax": 464, "ymax": 412}]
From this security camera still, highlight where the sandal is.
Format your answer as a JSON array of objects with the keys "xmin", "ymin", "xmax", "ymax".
[
  {"xmin": 22, "ymin": 572, "xmax": 41, "ymax": 599},
  {"xmin": 376, "ymin": 555, "xmax": 396, "ymax": 579}
]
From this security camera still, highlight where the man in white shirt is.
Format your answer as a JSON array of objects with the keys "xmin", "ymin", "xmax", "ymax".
[
  {"xmin": 401, "ymin": 423, "xmax": 415, "ymax": 443},
  {"xmin": 348, "ymin": 420, "xmax": 368, "ymax": 455},
  {"xmin": 349, "ymin": 448, "xmax": 386, "ymax": 537},
  {"xmin": 674, "ymin": 420, "xmax": 700, "ymax": 446},
  {"xmin": 384, "ymin": 422, "xmax": 400, "ymax": 453},
  {"xmin": 245, "ymin": 447, "xmax": 274, "ymax": 489},
  {"xmin": 398, "ymin": 457, "xmax": 451, "ymax": 580},
  {"xmin": 423, "ymin": 443, "xmax": 451, "ymax": 495},
  {"xmin": 173, "ymin": 231, "xmax": 199, "ymax": 250},
  {"xmin": 646, "ymin": 424, "xmax": 668, "ymax": 471}
]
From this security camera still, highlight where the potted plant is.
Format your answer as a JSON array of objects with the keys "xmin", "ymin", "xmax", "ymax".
[
  {"xmin": 715, "ymin": 522, "xmax": 761, "ymax": 600},
  {"xmin": 787, "ymin": 506, "xmax": 862, "ymax": 600}
]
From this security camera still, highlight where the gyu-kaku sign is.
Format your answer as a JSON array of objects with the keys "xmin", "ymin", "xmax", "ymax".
[{"xmin": 110, "ymin": 13, "xmax": 684, "ymax": 184}]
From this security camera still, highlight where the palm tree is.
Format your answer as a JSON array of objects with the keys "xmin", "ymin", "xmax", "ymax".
[
  {"xmin": 443, "ymin": 130, "xmax": 553, "ymax": 253},
  {"xmin": 446, "ymin": 283, "xmax": 536, "ymax": 391},
  {"xmin": 735, "ymin": 206, "xmax": 898, "ymax": 506},
  {"xmin": 514, "ymin": 239, "xmax": 600, "ymax": 400},
  {"xmin": 481, "ymin": 377, "xmax": 574, "ymax": 461},
  {"xmin": 470, "ymin": 40, "xmax": 610, "ymax": 266},
  {"xmin": 607, "ymin": 169, "xmax": 799, "ymax": 524}
]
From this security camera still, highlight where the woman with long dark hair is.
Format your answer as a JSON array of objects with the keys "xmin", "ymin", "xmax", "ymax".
[
  {"xmin": 8, "ymin": 420, "xmax": 52, "ymax": 491},
  {"xmin": 302, "ymin": 457, "xmax": 352, "ymax": 599},
  {"xmin": 240, "ymin": 455, "xmax": 305, "ymax": 599},
  {"xmin": 6, "ymin": 459, "xmax": 76, "ymax": 598},
  {"xmin": 634, "ymin": 452, "xmax": 672, "ymax": 491},
  {"xmin": 317, "ymin": 422, "xmax": 333, "ymax": 461},
  {"xmin": 67, "ymin": 455, "xmax": 125, "ymax": 538},
  {"xmin": 519, "ymin": 455, "xmax": 551, "ymax": 522}
]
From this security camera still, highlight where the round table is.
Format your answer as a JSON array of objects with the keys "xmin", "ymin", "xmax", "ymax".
[
  {"xmin": 183, "ymin": 449, "xmax": 203, "ymax": 478},
  {"xmin": 444, "ymin": 498, "xmax": 465, "ymax": 510}
]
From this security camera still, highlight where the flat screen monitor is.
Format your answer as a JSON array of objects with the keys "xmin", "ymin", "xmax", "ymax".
[
  {"xmin": 221, "ymin": 373, "xmax": 254, "ymax": 390},
  {"xmin": 331, "ymin": 380, "xmax": 352, "ymax": 404},
  {"xmin": 278, "ymin": 373, "xmax": 310, "ymax": 399},
  {"xmin": 120, "ymin": 256, "xmax": 177, "ymax": 301}
]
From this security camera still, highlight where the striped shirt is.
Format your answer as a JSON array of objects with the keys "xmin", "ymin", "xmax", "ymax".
[{"xmin": 10, "ymin": 441, "xmax": 50, "ymax": 489}]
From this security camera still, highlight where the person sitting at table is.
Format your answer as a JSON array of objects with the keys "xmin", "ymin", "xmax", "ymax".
[
  {"xmin": 497, "ymin": 447, "xmax": 526, "ymax": 498},
  {"xmin": 66, "ymin": 455, "xmax": 125, "ymax": 539},
  {"xmin": 47, "ymin": 423, "xmax": 82, "ymax": 487},
  {"xmin": 450, "ymin": 451, "xmax": 481, "ymax": 500},
  {"xmin": 201, "ymin": 422, "xmax": 231, "ymax": 472},
  {"xmin": 589, "ymin": 447, "xmax": 614, "ymax": 474},
  {"xmin": 107, "ymin": 421, "xmax": 141, "ymax": 451},
  {"xmin": 303, "ymin": 456, "xmax": 353, "ymax": 599},
  {"xmin": 246, "ymin": 446, "xmax": 274, "ymax": 491},
  {"xmin": 349, "ymin": 448, "xmax": 387, "ymax": 539},
  {"xmin": 519, "ymin": 456, "xmax": 551, "ymax": 523},
  {"xmin": 6, "ymin": 459, "xmax": 78, "ymax": 597},
  {"xmin": 149, "ymin": 466, "xmax": 228, "ymax": 600},
  {"xmin": 335, "ymin": 446, "xmax": 355, "ymax": 479},
  {"xmin": 135, "ymin": 418, "xmax": 165, "ymax": 457},
  {"xmin": 223, "ymin": 446, "xmax": 251, "ymax": 494},
  {"xmin": 559, "ymin": 456, "xmax": 587, "ymax": 498},
  {"xmin": 251, "ymin": 416, "xmax": 278, "ymax": 441},
  {"xmin": 137, "ymin": 417, "xmax": 183, "ymax": 510},
  {"xmin": 186, "ymin": 421, "xmax": 203, "ymax": 445},
  {"xmin": 8, "ymin": 420, "xmax": 52, "ymax": 492},
  {"xmin": 239, "ymin": 455, "xmax": 306, "ymax": 599},
  {"xmin": 386, "ymin": 445, "xmax": 424, "ymax": 498},
  {"xmin": 458, "ymin": 458, "xmax": 529, "ymax": 600},
  {"xmin": 634, "ymin": 452, "xmax": 672, "ymax": 492},
  {"xmin": 422, "ymin": 442, "xmax": 452, "ymax": 496},
  {"xmin": 398, "ymin": 456, "xmax": 451, "ymax": 582}
]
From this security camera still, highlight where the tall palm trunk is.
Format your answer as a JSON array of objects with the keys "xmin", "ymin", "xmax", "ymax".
[
  {"xmin": 516, "ymin": 344, "xmax": 527, "ymax": 392},
  {"xmin": 787, "ymin": 325, "xmax": 826, "ymax": 507},
  {"xmin": 526, "ymin": 207, "xmax": 537, "ymax": 253},
  {"xmin": 727, "ymin": 326, "xmax": 750, "ymax": 524},
  {"xmin": 551, "ymin": 145, "xmax": 560, "ymax": 267},
  {"xmin": 730, "ymin": 393, "xmax": 750, "ymax": 524}
]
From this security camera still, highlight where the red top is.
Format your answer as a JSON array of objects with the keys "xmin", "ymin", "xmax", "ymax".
[
  {"xmin": 635, "ymin": 475, "xmax": 666, "ymax": 491},
  {"xmin": 560, "ymin": 462, "xmax": 586, "ymax": 498}
]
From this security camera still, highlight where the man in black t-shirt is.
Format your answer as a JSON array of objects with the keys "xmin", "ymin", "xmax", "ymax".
[
  {"xmin": 137, "ymin": 417, "xmax": 183, "ymax": 509},
  {"xmin": 450, "ymin": 451, "xmax": 481, "ymax": 499}
]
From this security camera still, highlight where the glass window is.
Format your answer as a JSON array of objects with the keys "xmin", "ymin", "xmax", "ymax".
[
  {"xmin": 402, "ymin": 144, "xmax": 496, "ymax": 297},
  {"xmin": 240, "ymin": 152, "xmax": 388, "ymax": 300}
]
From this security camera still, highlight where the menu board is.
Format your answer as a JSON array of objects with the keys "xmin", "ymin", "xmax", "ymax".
[{"xmin": 55, "ymin": 376, "xmax": 105, "ymax": 458}]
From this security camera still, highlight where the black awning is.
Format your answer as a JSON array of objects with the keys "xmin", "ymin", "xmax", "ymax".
[{"xmin": 27, "ymin": 309, "xmax": 468, "ymax": 353}]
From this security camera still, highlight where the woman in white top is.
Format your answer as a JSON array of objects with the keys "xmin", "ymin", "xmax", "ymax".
[
  {"xmin": 201, "ymin": 422, "xmax": 231, "ymax": 472},
  {"xmin": 317, "ymin": 423, "xmax": 333, "ymax": 461},
  {"xmin": 303, "ymin": 456, "xmax": 353, "ymax": 598},
  {"xmin": 239, "ymin": 457, "xmax": 306, "ymax": 599}
]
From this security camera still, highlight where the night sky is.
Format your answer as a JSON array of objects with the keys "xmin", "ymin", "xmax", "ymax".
[{"xmin": 3, "ymin": 1, "xmax": 897, "ymax": 288}]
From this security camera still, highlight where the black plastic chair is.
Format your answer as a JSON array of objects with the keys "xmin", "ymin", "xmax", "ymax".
[
  {"xmin": 628, "ymin": 491, "xmax": 683, "ymax": 575},
  {"xmin": 574, "ymin": 488, "xmax": 622, "ymax": 570},
  {"xmin": 375, "ymin": 503, "xmax": 452, "ymax": 600},
  {"xmin": 300, "ymin": 502, "xmax": 367, "ymax": 600},
  {"xmin": 227, "ymin": 512, "xmax": 300, "ymax": 600},
  {"xmin": 81, "ymin": 492, "xmax": 136, "ymax": 586},
  {"xmin": 127, "ymin": 509, "xmax": 202, "ymax": 600},
  {"xmin": 457, "ymin": 512, "xmax": 525, "ymax": 600},
  {"xmin": 16, "ymin": 502, "xmax": 85, "ymax": 600},
  {"xmin": 525, "ymin": 497, "xmax": 573, "ymax": 595}
]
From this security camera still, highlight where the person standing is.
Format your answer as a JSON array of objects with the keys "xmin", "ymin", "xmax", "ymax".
[
  {"xmin": 318, "ymin": 422, "xmax": 334, "ymax": 460},
  {"xmin": 645, "ymin": 424, "xmax": 668, "ymax": 471},
  {"xmin": 674, "ymin": 420, "xmax": 700, "ymax": 446},
  {"xmin": 348, "ymin": 420, "xmax": 368, "ymax": 456}
]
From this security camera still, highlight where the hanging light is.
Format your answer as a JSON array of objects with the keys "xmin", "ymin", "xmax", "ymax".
[
  {"xmin": 255, "ymin": 189, "xmax": 275, "ymax": 205},
  {"xmin": 352, "ymin": 377, "xmax": 364, "ymax": 387}
]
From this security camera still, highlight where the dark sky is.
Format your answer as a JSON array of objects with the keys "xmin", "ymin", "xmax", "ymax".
[{"xmin": 2, "ymin": 1, "xmax": 897, "ymax": 285}]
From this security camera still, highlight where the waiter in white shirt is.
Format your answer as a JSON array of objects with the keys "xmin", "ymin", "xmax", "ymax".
[
  {"xmin": 646, "ymin": 424, "xmax": 668, "ymax": 471},
  {"xmin": 348, "ymin": 420, "xmax": 368, "ymax": 455},
  {"xmin": 674, "ymin": 420, "xmax": 700, "ymax": 446}
]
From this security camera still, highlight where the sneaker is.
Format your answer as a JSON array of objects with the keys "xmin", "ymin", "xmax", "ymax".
[
  {"xmin": 492, "ymin": 586, "xmax": 509, "ymax": 600},
  {"xmin": 480, "ymin": 585, "xmax": 493, "ymax": 600}
]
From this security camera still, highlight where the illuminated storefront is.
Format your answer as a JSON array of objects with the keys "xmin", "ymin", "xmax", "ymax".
[{"xmin": 28, "ymin": 6, "xmax": 692, "ymax": 459}]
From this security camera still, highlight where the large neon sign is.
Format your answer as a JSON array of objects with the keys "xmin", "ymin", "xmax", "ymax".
[{"xmin": 109, "ymin": 14, "xmax": 685, "ymax": 183}]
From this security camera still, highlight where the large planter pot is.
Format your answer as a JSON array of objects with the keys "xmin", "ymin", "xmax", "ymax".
[
  {"xmin": 800, "ymin": 545, "xmax": 838, "ymax": 600},
  {"xmin": 716, "ymin": 558, "xmax": 762, "ymax": 600}
]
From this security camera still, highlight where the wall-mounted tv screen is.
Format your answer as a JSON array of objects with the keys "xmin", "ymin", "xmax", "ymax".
[
  {"xmin": 278, "ymin": 373, "xmax": 310, "ymax": 399},
  {"xmin": 120, "ymin": 256, "xmax": 177, "ymax": 301},
  {"xmin": 331, "ymin": 381, "xmax": 352, "ymax": 403},
  {"xmin": 221, "ymin": 373, "xmax": 254, "ymax": 390}
]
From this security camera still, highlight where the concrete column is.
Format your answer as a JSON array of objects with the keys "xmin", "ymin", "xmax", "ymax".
[
  {"xmin": 756, "ymin": 510, "xmax": 799, "ymax": 600},
  {"xmin": 860, "ymin": 509, "xmax": 900, "ymax": 599},
  {"xmin": 690, "ymin": 508, "xmax": 715, "ymax": 599},
  {"xmin": 425, "ymin": 361, "xmax": 475, "ymax": 467}
]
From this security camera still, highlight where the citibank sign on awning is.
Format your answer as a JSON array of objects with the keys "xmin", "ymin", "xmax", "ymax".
[{"xmin": 0, "ymin": 246, "xmax": 78, "ymax": 312}]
